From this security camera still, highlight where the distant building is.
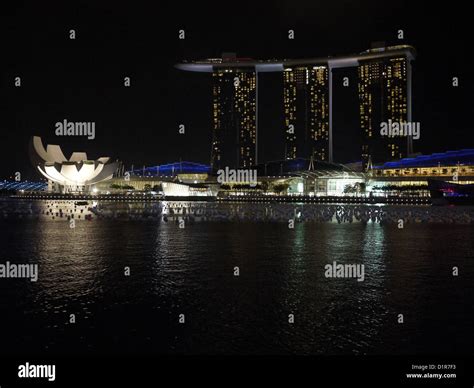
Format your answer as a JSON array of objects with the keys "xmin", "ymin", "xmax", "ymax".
[
  {"xmin": 358, "ymin": 52, "xmax": 414, "ymax": 169},
  {"xmin": 370, "ymin": 149, "xmax": 474, "ymax": 182},
  {"xmin": 176, "ymin": 45, "xmax": 415, "ymax": 170},
  {"xmin": 130, "ymin": 161, "xmax": 211, "ymax": 181},
  {"xmin": 253, "ymin": 157, "xmax": 365, "ymax": 197},
  {"xmin": 212, "ymin": 69, "xmax": 256, "ymax": 169},
  {"xmin": 366, "ymin": 149, "xmax": 474, "ymax": 198},
  {"xmin": 30, "ymin": 136, "xmax": 117, "ymax": 193},
  {"xmin": 94, "ymin": 161, "xmax": 212, "ymax": 192},
  {"xmin": 283, "ymin": 66, "xmax": 329, "ymax": 161},
  {"xmin": 162, "ymin": 182, "xmax": 218, "ymax": 197},
  {"xmin": 36, "ymin": 149, "xmax": 474, "ymax": 201}
]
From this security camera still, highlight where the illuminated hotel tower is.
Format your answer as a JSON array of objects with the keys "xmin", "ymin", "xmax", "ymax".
[
  {"xmin": 283, "ymin": 66, "xmax": 329, "ymax": 161},
  {"xmin": 176, "ymin": 45, "xmax": 415, "ymax": 170},
  {"xmin": 283, "ymin": 67, "xmax": 304, "ymax": 160},
  {"xmin": 211, "ymin": 70, "xmax": 256, "ymax": 169},
  {"xmin": 358, "ymin": 54, "xmax": 413, "ymax": 170},
  {"xmin": 310, "ymin": 66, "xmax": 330, "ymax": 161}
]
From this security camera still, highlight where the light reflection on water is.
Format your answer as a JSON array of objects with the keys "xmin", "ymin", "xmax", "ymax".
[{"xmin": 0, "ymin": 218, "xmax": 473, "ymax": 355}]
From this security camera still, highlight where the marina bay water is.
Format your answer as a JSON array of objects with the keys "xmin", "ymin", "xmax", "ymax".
[{"xmin": 0, "ymin": 203, "xmax": 473, "ymax": 355}]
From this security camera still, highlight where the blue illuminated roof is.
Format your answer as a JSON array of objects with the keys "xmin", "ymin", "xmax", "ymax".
[
  {"xmin": 255, "ymin": 157, "xmax": 346, "ymax": 175},
  {"xmin": 130, "ymin": 161, "xmax": 211, "ymax": 177},
  {"xmin": 0, "ymin": 180, "xmax": 47, "ymax": 191},
  {"xmin": 374, "ymin": 149, "xmax": 474, "ymax": 169}
]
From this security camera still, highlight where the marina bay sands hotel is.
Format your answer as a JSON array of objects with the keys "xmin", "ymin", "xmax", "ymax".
[{"xmin": 176, "ymin": 44, "xmax": 416, "ymax": 171}]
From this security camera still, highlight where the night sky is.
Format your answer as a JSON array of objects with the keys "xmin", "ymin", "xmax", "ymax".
[{"xmin": 1, "ymin": 0, "xmax": 472, "ymax": 179}]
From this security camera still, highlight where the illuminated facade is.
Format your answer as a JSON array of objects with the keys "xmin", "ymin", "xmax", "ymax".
[
  {"xmin": 310, "ymin": 66, "xmax": 330, "ymax": 161},
  {"xmin": 177, "ymin": 45, "xmax": 415, "ymax": 170},
  {"xmin": 212, "ymin": 70, "xmax": 256, "ymax": 169},
  {"xmin": 358, "ymin": 55, "xmax": 412, "ymax": 170},
  {"xmin": 370, "ymin": 149, "xmax": 474, "ymax": 182},
  {"xmin": 283, "ymin": 66, "xmax": 329, "ymax": 161},
  {"xmin": 372, "ymin": 165, "xmax": 474, "ymax": 179},
  {"xmin": 283, "ymin": 68, "xmax": 299, "ymax": 160},
  {"xmin": 30, "ymin": 136, "xmax": 117, "ymax": 193}
]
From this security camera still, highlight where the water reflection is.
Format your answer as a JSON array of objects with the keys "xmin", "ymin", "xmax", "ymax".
[{"xmin": 0, "ymin": 218, "xmax": 473, "ymax": 355}]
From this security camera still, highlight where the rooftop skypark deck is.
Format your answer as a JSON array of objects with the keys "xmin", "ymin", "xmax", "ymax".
[{"xmin": 175, "ymin": 45, "xmax": 416, "ymax": 72}]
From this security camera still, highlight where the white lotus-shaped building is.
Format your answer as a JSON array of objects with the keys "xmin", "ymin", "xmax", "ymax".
[{"xmin": 30, "ymin": 136, "xmax": 118, "ymax": 192}]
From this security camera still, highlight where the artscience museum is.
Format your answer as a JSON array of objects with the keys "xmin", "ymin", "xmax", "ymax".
[{"xmin": 30, "ymin": 136, "xmax": 118, "ymax": 193}]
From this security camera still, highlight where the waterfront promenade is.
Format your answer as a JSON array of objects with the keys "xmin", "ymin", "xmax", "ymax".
[{"xmin": 1, "ymin": 197, "xmax": 473, "ymax": 224}]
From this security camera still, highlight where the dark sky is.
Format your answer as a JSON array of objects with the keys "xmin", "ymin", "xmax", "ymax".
[{"xmin": 1, "ymin": 0, "xmax": 472, "ymax": 179}]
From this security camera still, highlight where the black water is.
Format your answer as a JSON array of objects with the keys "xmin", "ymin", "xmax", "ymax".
[{"xmin": 0, "ymin": 219, "xmax": 473, "ymax": 356}]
